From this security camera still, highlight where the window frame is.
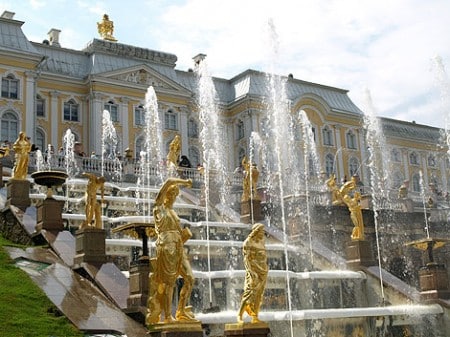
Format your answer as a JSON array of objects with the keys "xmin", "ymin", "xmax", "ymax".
[
  {"xmin": 1, "ymin": 74, "xmax": 19, "ymax": 99},
  {"xmin": 63, "ymin": 99, "xmax": 80, "ymax": 122}
]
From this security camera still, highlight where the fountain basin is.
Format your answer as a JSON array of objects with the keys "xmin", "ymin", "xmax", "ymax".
[{"xmin": 31, "ymin": 170, "xmax": 68, "ymax": 188}]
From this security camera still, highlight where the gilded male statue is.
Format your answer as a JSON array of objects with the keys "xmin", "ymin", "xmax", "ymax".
[
  {"xmin": 237, "ymin": 223, "xmax": 268, "ymax": 324},
  {"xmin": 241, "ymin": 156, "xmax": 259, "ymax": 202},
  {"xmin": 12, "ymin": 131, "xmax": 31, "ymax": 180},
  {"xmin": 80, "ymin": 173, "xmax": 105, "ymax": 229},
  {"xmin": 166, "ymin": 134, "xmax": 181, "ymax": 169},
  {"xmin": 146, "ymin": 177, "xmax": 198, "ymax": 325}
]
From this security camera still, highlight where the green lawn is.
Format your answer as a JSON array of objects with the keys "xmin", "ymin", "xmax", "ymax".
[{"xmin": 0, "ymin": 236, "xmax": 83, "ymax": 337}]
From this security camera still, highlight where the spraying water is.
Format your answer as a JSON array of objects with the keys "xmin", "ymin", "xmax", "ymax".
[
  {"xmin": 101, "ymin": 110, "xmax": 122, "ymax": 183},
  {"xmin": 195, "ymin": 57, "xmax": 229, "ymax": 308}
]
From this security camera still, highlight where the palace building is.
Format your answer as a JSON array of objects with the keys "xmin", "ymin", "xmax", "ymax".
[{"xmin": 0, "ymin": 10, "xmax": 448, "ymax": 198}]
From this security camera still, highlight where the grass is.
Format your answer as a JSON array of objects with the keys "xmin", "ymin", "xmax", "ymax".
[{"xmin": 0, "ymin": 235, "xmax": 84, "ymax": 337}]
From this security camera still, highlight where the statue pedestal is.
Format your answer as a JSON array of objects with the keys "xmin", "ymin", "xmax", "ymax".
[
  {"xmin": 419, "ymin": 263, "xmax": 450, "ymax": 301},
  {"xmin": 73, "ymin": 227, "xmax": 106, "ymax": 266},
  {"xmin": 240, "ymin": 199, "xmax": 264, "ymax": 224},
  {"xmin": 224, "ymin": 322, "xmax": 271, "ymax": 337},
  {"xmin": 35, "ymin": 197, "xmax": 65, "ymax": 231},
  {"xmin": 345, "ymin": 239, "xmax": 376, "ymax": 269},
  {"xmin": 124, "ymin": 258, "xmax": 150, "ymax": 323},
  {"xmin": 148, "ymin": 322, "xmax": 203, "ymax": 337},
  {"xmin": 399, "ymin": 198, "xmax": 414, "ymax": 212},
  {"xmin": 6, "ymin": 179, "xmax": 31, "ymax": 211}
]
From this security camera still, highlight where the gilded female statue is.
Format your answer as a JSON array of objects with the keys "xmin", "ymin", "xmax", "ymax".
[
  {"xmin": 166, "ymin": 134, "xmax": 181, "ymax": 169},
  {"xmin": 237, "ymin": 223, "xmax": 268, "ymax": 324},
  {"xmin": 80, "ymin": 173, "xmax": 105, "ymax": 229},
  {"xmin": 146, "ymin": 177, "xmax": 197, "ymax": 325},
  {"xmin": 12, "ymin": 132, "xmax": 31, "ymax": 180},
  {"xmin": 241, "ymin": 156, "xmax": 259, "ymax": 202}
]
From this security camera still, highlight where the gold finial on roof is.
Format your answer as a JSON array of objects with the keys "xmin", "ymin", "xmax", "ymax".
[{"xmin": 97, "ymin": 14, "xmax": 117, "ymax": 42}]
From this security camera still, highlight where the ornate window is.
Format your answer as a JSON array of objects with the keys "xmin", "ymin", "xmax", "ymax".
[
  {"xmin": 238, "ymin": 147, "xmax": 246, "ymax": 164},
  {"xmin": 237, "ymin": 119, "xmax": 244, "ymax": 140},
  {"xmin": 63, "ymin": 99, "xmax": 79, "ymax": 122},
  {"xmin": 409, "ymin": 152, "xmax": 419, "ymax": 165},
  {"xmin": 188, "ymin": 118, "xmax": 198, "ymax": 138},
  {"xmin": 104, "ymin": 100, "xmax": 119, "ymax": 122},
  {"xmin": 0, "ymin": 111, "xmax": 19, "ymax": 142},
  {"xmin": 36, "ymin": 94, "xmax": 45, "ymax": 117},
  {"xmin": 349, "ymin": 157, "xmax": 359, "ymax": 177},
  {"xmin": 134, "ymin": 105, "xmax": 145, "ymax": 126},
  {"xmin": 1, "ymin": 74, "xmax": 19, "ymax": 99},
  {"xmin": 322, "ymin": 125, "xmax": 334, "ymax": 146},
  {"xmin": 164, "ymin": 109, "xmax": 178, "ymax": 130},
  {"xmin": 346, "ymin": 130, "xmax": 357, "ymax": 149},
  {"xmin": 135, "ymin": 136, "xmax": 144, "ymax": 159},
  {"xmin": 325, "ymin": 153, "xmax": 334, "ymax": 177}
]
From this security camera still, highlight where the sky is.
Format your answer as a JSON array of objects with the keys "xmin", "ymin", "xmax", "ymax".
[{"xmin": 3, "ymin": 0, "xmax": 450, "ymax": 128}]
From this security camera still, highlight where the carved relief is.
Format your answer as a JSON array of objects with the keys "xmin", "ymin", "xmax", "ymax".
[{"xmin": 114, "ymin": 70, "xmax": 171, "ymax": 89}]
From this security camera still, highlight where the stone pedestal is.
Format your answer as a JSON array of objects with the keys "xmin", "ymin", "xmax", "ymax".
[
  {"xmin": 224, "ymin": 322, "xmax": 271, "ymax": 337},
  {"xmin": 73, "ymin": 227, "xmax": 107, "ymax": 266},
  {"xmin": 35, "ymin": 197, "xmax": 65, "ymax": 231},
  {"xmin": 345, "ymin": 239, "xmax": 376, "ymax": 269},
  {"xmin": 240, "ymin": 199, "xmax": 264, "ymax": 224},
  {"xmin": 419, "ymin": 263, "xmax": 450, "ymax": 301},
  {"xmin": 6, "ymin": 179, "xmax": 31, "ymax": 211},
  {"xmin": 148, "ymin": 322, "xmax": 203, "ymax": 337},
  {"xmin": 127, "ymin": 258, "xmax": 150, "ymax": 309},
  {"xmin": 399, "ymin": 198, "xmax": 414, "ymax": 212}
]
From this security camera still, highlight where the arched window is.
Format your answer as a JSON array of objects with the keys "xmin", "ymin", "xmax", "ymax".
[
  {"xmin": 427, "ymin": 155, "xmax": 436, "ymax": 167},
  {"xmin": 188, "ymin": 147, "xmax": 200, "ymax": 167},
  {"xmin": 164, "ymin": 109, "xmax": 178, "ymax": 130},
  {"xmin": 36, "ymin": 94, "xmax": 45, "ymax": 117},
  {"xmin": 325, "ymin": 153, "xmax": 334, "ymax": 177},
  {"xmin": 412, "ymin": 173, "xmax": 421, "ymax": 192},
  {"xmin": 391, "ymin": 148, "xmax": 401, "ymax": 162},
  {"xmin": 1, "ymin": 74, "xmax": 19, "ymax": 99},
  {"xmin": 63, "ymin": 99, "xmax": 79, "ymax": 122},
  {"xmin": 0, "ymin": 111, "xmax": 19, "ymax": 142},
  {"xmin": 238, "ymin": 148, "xmax": 246, "ymax": 165},
  {"xmin": 134, "ymin": 105, "xmax": 145, "ymax": 126},
  {"xmin": 349, "ymin": 157, "xmax": 359, "ymax": 177},
  {"xmin": 237, "ymin": 119, "xmax": 244, "ymax": 140},
  {"xmin": 135, "ymin": 136, "xmax": 144, "ymax": 159},
  {"xmin": 322, "ymin": 125, "xmax": 334, "ymax": 146},
  {"xmin": 104, "ymin": 100, "xmax": 118, "ymax": 122},
  {"xmin": 346, "ymin": 130, "xmax": 357, "ymax": 149},
  {"xmin": 188, "ymin": 118, "xmax": 198, "ymax": 138},
  {"xmin": 392, "ymin": 171, "xmax": 404, "ymax": 189},
  {"xmin": 35, "ymin": 128, "xmax": 45, "ymax": 151},
  {"xmin": 409, "ymin": 152, "xmax": 419, "ymax": 165}
]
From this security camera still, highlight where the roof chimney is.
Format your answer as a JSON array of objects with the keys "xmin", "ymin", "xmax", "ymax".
[
  {"xmin": 1, "ymin": 11, "xmax": 15, "ymax": 19},
  {"xmin": 47, "ymin": 28, "xmax": 61, "ymax": 47},
  {"xmin": 193, "ymin": 53, "xmax": 207, "ymax": 67}
]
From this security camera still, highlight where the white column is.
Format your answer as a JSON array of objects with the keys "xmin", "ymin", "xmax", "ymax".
[
  {"xmin": 49, "ymin": 91, "xmax": 60, "ymax": 146},
  {"xmin": 90, "ymin": 92, "xmax": 104, "ymax": 155},
  {"xmin": 179, "ymin": 107, "xmax": 189, "ymax": 156},
  {"xmin": 120, "ymin": 97, "xmax": 129, "ymax": 152},
  {"xmin": 440, "ymin": 155, "xmax": 448, "ymax": 193},
  {"xmin": 402, "ymin": 149, "xmax": 409, "ymax": 181},
  {"xmin": 421, "ymin": 151, "xmax": 429, "ymax": 187},
  {"xmin": 334, "ymin": 125, "xmax": 343, "ymax": 180},
  {"xmin": 357, "ymin": 128, "xmax": 369, "ymax": 185},
  {"xmin": 24, "ymin": 71, "xmax": 36, "ymax": 139}
]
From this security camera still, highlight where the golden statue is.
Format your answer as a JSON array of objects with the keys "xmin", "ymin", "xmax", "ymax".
[
  {"xmin": 97, "ymin": 14, "xmax": 117, "ymax": 42},
  {"xmin": 146, "ymin": 177, "xmax": 198, "ymax": 325},
  {"xmin": 0, "ymin": 146, "xmax": 9, "ymax": 158},
  {"xmin": 241, "ymin": 156, "xmax": 259, "ymax": 202},
  {"xmin": 166, "ymin": 134, "xmax": 181, "ymax": 169},
  {"xmin": 325, "ymin": 173, "xmax": 341, "ymax": 205},
  {"xmin": 80, "ymin": 173, "xmax": 105, "ymax": 229},
  {"xmin": 326, "ymin": 175, "xmax": 365, "ymax": 240},
  {"xmin": 12, "ymin": 131, "xmax": 31, "ymax": 180},
  {"xmin": 398, "ymin": 180, "xmax": 409, "ymax": 199},
  {"xmin": 237, "ymin": 223, "xmax": 268, "ymax": 324}
]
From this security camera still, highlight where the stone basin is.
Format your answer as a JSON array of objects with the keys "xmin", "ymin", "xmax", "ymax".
[{"xmin": 31, "ymin": 170, "xmax": 68, "ymax": 188}]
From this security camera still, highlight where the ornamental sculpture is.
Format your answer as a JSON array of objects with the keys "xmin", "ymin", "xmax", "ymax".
[
  {"xmin": 97, "ymin": 14, "xmax": 117, "ymax": 42},
  {"xmin": 237, "ymin": 223, "xmax": 268, "ymax": 324},
  {"xmin": 12, "ymin": 131, "xmax": 31, "ymax": 180},
  {"xmin": 146, "ymin": 178, "xmax": 198, "ymax": 325}
]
